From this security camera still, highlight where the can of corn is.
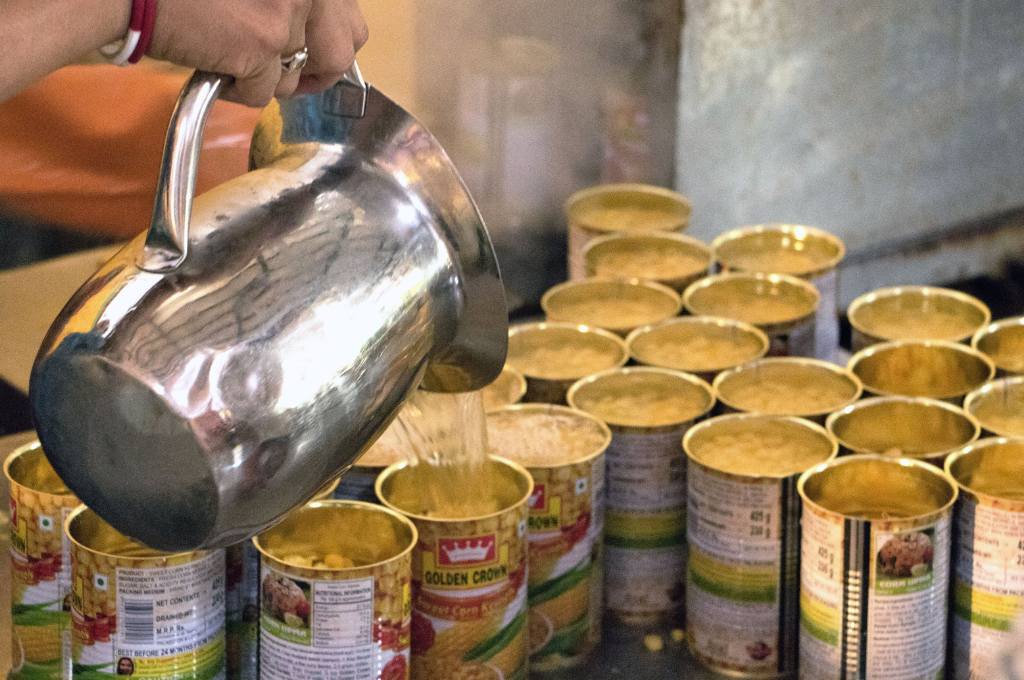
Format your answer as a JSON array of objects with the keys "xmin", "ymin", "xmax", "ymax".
[
  {"xmin": 848, "ymin": 339, "xmax": 995, "ymax": 402},
  {"xmin": 626, "ymin": 316, "xmax": 770, "ymax": 383},
  {"xmin": 377, "ymin": 457, "xmax": 533, "ymax": 680},
  {"xmin": 253, "ymin": 500, "xmax": 416, "ymax": 679},
  {"xmin": 847, "ymin": 285, "xmax": 991, "ymax": 353},
  {"xmin": 582, "ymin": 231, "xmax": 711, "ymax": 292},
  {"xmin": 565, "ymin": 184, "xmax": 692, "ymax": 280},
  {"xmin": 482, "ymin": 366, "xmax": 528, "ymax": 412},
  {"xmin": 486, "ymin": 405, "xmax": 612, "ymax": 671},
  {"xmin": 5, "ymin": 441, "xmax": 79, "ymax": 679},
  {"xmin": 826, "ymin": 395, "xmax": 980, "ymax": 466},
  {"xmin": 712, "ymin": 357, "xmax": 862, "ymax": 424},
  {"xmin": 506, "ymin": 322, "xmax": 629, "ymax": 405},
  {"xmin": 65, "ymin": 506, "xmax": 226, "ymax": 679},
  {"xmin": 945, "ymin": 437, "xmax": 1024, "ymax": 680},
  {"xmin": 972, "ymin": 315, "xmax": 1024, "ymax": 376},
  {"xmin": 711, "ymin": 224, "xmax": 845, "ymax": 361},
  {"xmin": 797, "ymin": 455, "xmax": 957, "ymax": 679},
  {"xmin": 964, "ymin": 376, "xmax": 1024, "ymax": 438},
  {"xmin": 224, "ymin": 478, "xmax": 341, "ymax": 678},
  {"xmin": 683, "ymin": 414, "xmax": 837, "ymax": 677},
  {"xmin": 567, "ymin": 367, "xmax": 715, "ymax": 625},
  {"xmin": 683, "ymin": 273, "xmax": 820, "ymax": 357},
  {"xmin": 542, "ymin": 278, "xmax": 682, "ymax": 337}
]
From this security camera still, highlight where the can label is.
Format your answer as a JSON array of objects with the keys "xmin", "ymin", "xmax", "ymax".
[
  {"xmin": 259, "ymin": 563, "xmax": 411, "ymax": 679},
  {"xmin": 799, "ymin": 506, "xmax": 949, "ymax": 679},
  {"xmin": 604, "ymin": 429, "xmax": 687, "ymax": 618},
  {"xmin": 687, "ymin": 465, "xmax": 795, "ymax": 674},
  {"xmin": 812, "ymin": 270, "xmax": 839, "ymax": 362},
  {"xmin": 411, "ymin": 510, "xmax": 529, "ymax": 679},
  {"xmin": 9, "ymin": 489, "xmax": 77, "ymax": 678},
  {"xmin": 225, "ymin": 543, "xmax": 259, "ymax": 679},
  {"xmin": 950, "ymin": 498, "xmax": 1024, "ymax": 680},
  {"xmin": 70, "ymin": 550, "xmax": 226, "ymax": 678},
  {"xmin": 333, "ymin": 467, "xmax": 381, "ymax": 503},
  {"xmin": 525, "ymin": 454, "xmax": 604, "ymax": 668}
]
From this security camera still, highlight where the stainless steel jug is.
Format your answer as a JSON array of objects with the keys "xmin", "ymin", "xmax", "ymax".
[{"xmin": 29, "ymin": 67, "xmax": 507, "ymax": 551}]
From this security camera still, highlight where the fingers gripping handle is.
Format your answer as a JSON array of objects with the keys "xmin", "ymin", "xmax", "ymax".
[{"xmin": 141, "ymin": 71, "xmax": 226, "ymax": 273}]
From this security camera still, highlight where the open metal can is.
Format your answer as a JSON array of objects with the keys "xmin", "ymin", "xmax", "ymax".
[
  {"xmin": 626, "ymin": 316, "xmax": 770, "ymax": 382},
  {"xmin": 683, "ymin": 414, "xmax": 837, "ymax": 677},
  {"xmin": 713, "ymin": 357, "xmax": 862, "ymax": 423},
  {"xmin": 798, "ymin": 455, "xmax": 957, "ymax": 679},
  {"xmin": 683, "ymin": 273, "xmax": 820, "ymax": 357},
  {"xmin": 945, "ymin": 437, "xmax": 1024, "ymax": 680},
  {"xmin": 711, "ymin": 224, "xmax": 845, "ymax": 361},
  {"xmin": 826, "ymin": 395, "xmax": 980, "ymax": 466},
  {"xmin": 253, "ymin": 500, "xmax": 417, "ymax": 680},
  {"xmin": 565, "ymin": 184, "xmax": 691, "ymax": 280},
  {"xmin": 486, "ymin": 404, "xmax": 612, "ymax": 671},
  {"xmin": 567, "ymin": 367, "xmax": 715, "ymax": 625},
  {"xmin": 506, "ymin": 322, "xmax": 629, "ymax": 404},
  {"xmin": 964, "ymin": 376, "xmax": 1024, "ymax": 438},
  {"xmin": 541, "ymin": 278, "xmax": 682, "ymax": 337},
  {"xmin": 376, "ymin": 457, "xmax": 533, "ymax": 680},
  {"xmin": 5, "ymin": 441, "xmax": 79, "ymax": 679},
  {"xmin": 582, "ymin": 231, "xmax": 711, "ymax": 292},
  {"xmin": 65, "ymin": 507, "xmax": 226, "ymax": 679},
  {"xmin": 847, "ymin": 285, "xmax": 991, "ymax": 352},
  {"xmin": 972, "ymin": 315, "xmax": 1024, "ymax": 376},
  {"xmin": 848, "ymin": 339, "xmax": 995, "ymax": 402},
  {"xmin": 224, "ymin": 478, "xmax": 341, "ymax": 678},
  {"xmin": 482, "ymin": 367, "xmax": 528, "ymax": 412}
]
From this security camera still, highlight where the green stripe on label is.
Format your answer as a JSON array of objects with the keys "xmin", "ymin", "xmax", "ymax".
[
  {"xmin": 800, "ymin": 610, "xmax": 839, "ymax": 646},
  {"xmin": 688, "ymin": 566, "xmax": 776, "ymax": 603}
]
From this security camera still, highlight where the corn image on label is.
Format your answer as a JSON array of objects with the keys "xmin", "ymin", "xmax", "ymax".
[
  {"xmin": 604, "ymin": 429, "xmax": 687, "ymax": 618},
  {"xmin": 686, "ymin": 464, "xmax": 791, "ymax": 674},
  {"xmin": 524, "ymin": 456, "xmax": 605, "ymax": 669},
  {"xmin": 70, "ymin": 549, "xmax": 226, "ymax": 679},
  {"xmin": 7, "ymin": 448, "xmax": 79, "ymax": 680},
  {"xmin": 259, "ymin": 563, "xmax": 411, "ymax": 679},
  {"xmin": 224, "ymin": 543, "xmax": 258, "ymax": 679},
  {"xmin": 798, "ymin": 506, "xmax": 949, "ymax": 680},
  {"xmin": 950, "ymin": 497, "xmax": 1024, "ymax": 680}
]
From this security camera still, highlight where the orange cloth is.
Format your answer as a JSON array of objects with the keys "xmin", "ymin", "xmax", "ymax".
[{"xmin": 0, "ymin": 63, "xmax": 261, "ymax": 237}]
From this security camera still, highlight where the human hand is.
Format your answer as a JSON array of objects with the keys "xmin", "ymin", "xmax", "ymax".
[{"xmin": 148, "ymin": 0, "xmax": 368, "ymax": 106}]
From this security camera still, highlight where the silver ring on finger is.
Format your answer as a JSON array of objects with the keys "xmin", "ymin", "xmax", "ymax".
[{"xmin": 281, "ymin": 47, "xmax": 309, "ymax": 73}]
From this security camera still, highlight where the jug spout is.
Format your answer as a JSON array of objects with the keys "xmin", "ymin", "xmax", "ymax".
[{"xmin": 29, "ymin": 69, "xmax": 507, "ymax": 551}]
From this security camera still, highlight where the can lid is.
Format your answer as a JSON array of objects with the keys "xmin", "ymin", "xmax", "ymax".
[{"xmin": 711, "ymin": 224, "xmax": 845, "ymax": 279}]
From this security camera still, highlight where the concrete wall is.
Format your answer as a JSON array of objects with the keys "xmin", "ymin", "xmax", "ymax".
[{"xmin": 676, "ymin": 0, "xmax": 1024, "ymax": 288}]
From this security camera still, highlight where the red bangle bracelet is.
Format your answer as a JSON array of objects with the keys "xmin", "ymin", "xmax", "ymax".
[
  {"xmin": 98, "ymin": 0, "xmax": 145, "ymax": 65},
  {"xmin": 127, "ymin": 0, "xmax": 158, "ymax": 64}
]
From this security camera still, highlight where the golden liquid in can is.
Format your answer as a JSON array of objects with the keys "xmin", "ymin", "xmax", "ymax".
[
  {"xmin": 627, "ymin": 316, "xmax": 769, "ymax": 377},
  {"xmin": 713, "ymin": 358, "xmax": 861, "ymax": 419}
]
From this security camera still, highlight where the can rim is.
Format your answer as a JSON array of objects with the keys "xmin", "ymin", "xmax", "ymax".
[
  {"xmin": 798, "ymin": 453, "xmax": 959, "ymax": 522},
  {"xmin": 971, "ymin": 315, "xmax": 1024, "ymax": 371},
  {"xmin": 682, "ymin": 272, "xmax": 820, "ymax": 328},
  {"xmin": 847, "ymin": 338, "xmax": 996, "ymax": 399},
  {"xmin": 626, "ymin": 315, "xmax": 770, "ymax": 372},
  {"xmin": 847, "ymin": 285, "xmax": 992, "ymax": 344},
  {"xmin": 253, "ymin": 499, "xmax": 419, "ymax": 572},
  {"xmin": 3, "ymin": 439, "xmax": 76, "ymax": 499},
  {"xmin": 507, "ymin": 320, "xmax": 630, "ymax": 380},
  {"xmin": 963, "ymin": 375, "xmax": 1024, "ymax": 438},
  {"xmin": 494, "ymin": 365, "xmax": 528, "ymax": 406},
  {"xmin": 484, "ymin": 403, "xmax": 612, "ymax": 469},
  {"xmin": 375, "ymin": 455, "xmax": 535, "ymax": 524},
  {"xmin": 682, "ymin": 413, "xmax": 838, "ymax": 481},
  {"xmin": 944, "ymin": 436, "xmax": 1024, "ymax": 505},
  {"xmin": 566, "ymin": 365, "xmax": 715, "ymax": 429},
  {"xmin": 65, "ymin": 504, "xmax": 207, "ymax": 562},
  {"xmin": 540, "ymin": 277, "xmax": 683, "ymax": 332},
  {"xmin": 564, "ymin": 183, "xmax": 692, "ymax": 234},
  {"xmin": 711, "ymin": 357, "xmax": 863, "ymax": 418},
  {"xmin": 581, "ymin": 230, "xmax": 711, "ymax": 279},
  {"xmin": 710, "ymin": 223, "xmax": 846, "ymax": 279},
  {"xmin": 825, "ymin": 394, "xmax": 981, "ymax": 458}
]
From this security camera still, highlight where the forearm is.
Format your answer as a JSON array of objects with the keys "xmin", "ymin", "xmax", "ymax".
[{"xmin": 0, "ymin": 0, "xmax": 129, "ymax": 102}]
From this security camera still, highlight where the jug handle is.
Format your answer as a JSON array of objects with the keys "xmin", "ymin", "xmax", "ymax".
[{"xmin": 140, "ymin": 64, "xmax": 369, "ymax": 273}]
